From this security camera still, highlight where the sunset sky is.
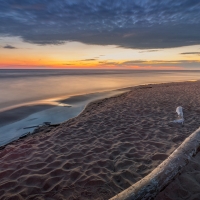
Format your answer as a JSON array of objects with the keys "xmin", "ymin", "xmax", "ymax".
[{"xmin": 0, "ymin": 0, "xmax": 200, "ymax": 69}]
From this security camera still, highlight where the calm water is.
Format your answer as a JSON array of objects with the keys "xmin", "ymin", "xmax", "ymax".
[
  {"xmin": 0, "ymin": 69, "xmax": 200, "ymax": 146},
  {"xmin": 1, "ymin": 69, "xmax": 200, "ymax": 112}
]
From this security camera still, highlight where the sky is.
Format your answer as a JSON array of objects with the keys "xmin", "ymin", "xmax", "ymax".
[{"xmin": 0, "ymin": 0, "xmax": 200, "ymax": 70}]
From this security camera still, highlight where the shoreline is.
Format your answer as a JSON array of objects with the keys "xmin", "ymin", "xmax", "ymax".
[
  {"xmin": 0, "ymin": 79, "xmax": 198, "ymax": 147},
  {"xmin": 0, "ymin": 89, "xmax": 128, "ymax": 147},
  {"xmin": 0, "ymin": 78, "xmax": 198, "ymax": 126},
  {"xmin": 0, "ymin": 89, "xmax": 129, "ymax": 149},
  {"xmin": 1, "ymin": 80, "xmax": 200, "ymax": 199},
  {"xmin": 0, "ymin": 88, "xmax": 131, "ymax": 127}
]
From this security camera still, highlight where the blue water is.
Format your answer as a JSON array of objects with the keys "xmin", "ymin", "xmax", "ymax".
[
  {"xmin": 1, "ymin": 69, "xmax": 200, "ymax": 112},
  {"xmin": 0, "ymin": 69, "xmax": 200, "ymax": 146}
]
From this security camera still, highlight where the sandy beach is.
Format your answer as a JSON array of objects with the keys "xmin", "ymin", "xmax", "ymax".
[
  {"xmin": 1, "ymin": 81, "xmax": 200, "ymax": 199},
  {"xmin": 155, "ymin": 151, "xmax": 200, "ymax": 200}
]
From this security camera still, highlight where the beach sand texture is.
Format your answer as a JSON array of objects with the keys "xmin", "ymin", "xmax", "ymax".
[
  {"xmin": 0, "ymin": 81, "xmax": 200, "ymax": 199},
  {"xmin": 155, "ymin": 151, "xmax": 200, "ymax": 200}
]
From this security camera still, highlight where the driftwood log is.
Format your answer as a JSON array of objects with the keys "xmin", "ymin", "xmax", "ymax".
[{"xmin": 110, "ymin": 127, "xmax": 200, "ymax": 200}]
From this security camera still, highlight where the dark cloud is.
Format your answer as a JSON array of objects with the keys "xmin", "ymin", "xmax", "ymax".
[
  {"xmin": 98, "ymin": 59, "xmax": 200, "ymax": 66},
  {"xmin": 139, "ymin": 50, "xmax": 161, "ymax": 53},
  {"xmin": 3, "ymin": 45, "xmax": 17, "ymax": 49},
  {"xmin": 121, "ymin": 60, "xmax": 200, "ymax": 64},
  {"xmin": 99, "ymin": 61, "xmax": 119, "ymax": 65},
  {"xmin": 81, "ymin": 59, "xmax": 97, "ymax": 61},
  {"xmin": 180, "ymin": 52, "xmax": 200, "ymax": 55},
  {"xmin": 0, "ymin": 0, "xmax": 200, "ymax": 49},
  {"xmin": 119, "ymin": 60, "xmax": 200, "ymax": 68},
  {"xmin": 62, "ymin": 63, "xmax": 73, "ymax": 65}
]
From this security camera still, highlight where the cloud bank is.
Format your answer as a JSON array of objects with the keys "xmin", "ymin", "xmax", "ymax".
[
  {"xmin": 0, "ymin": 0, "xmax": 200, "ymax": 49},
  {"xmin": 180, "ymin": 52, "xmax": 200, "ymax": 55},
  {"xmin": 3, "ymin": 45, "xmax": 17, "ymax": 49}
]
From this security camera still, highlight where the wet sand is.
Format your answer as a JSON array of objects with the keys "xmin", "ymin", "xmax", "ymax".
[
  {"xmin": 0, "ymin": 105, "xmax": 54, "ymax": 127},
  {"xmin": 0, "ymin": 91, "xmax": 124, "ymax": 128},
  {"xmin": 0, "ymin": 90, "xmax": 127, "ymax": 147},
  {"xmin": 1, "ymin": 81, "xmax": 200, "ymax": 199}
]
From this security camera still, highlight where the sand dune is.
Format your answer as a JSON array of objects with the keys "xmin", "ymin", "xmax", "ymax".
[{"xmin": 1, "ymin": 81, "xmax": 200, "ymax": 199}]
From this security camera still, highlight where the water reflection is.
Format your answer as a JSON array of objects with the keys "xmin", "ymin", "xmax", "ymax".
[{"xmin": 1, "ymin": 70, "xmax": 200, "ymax": 111}]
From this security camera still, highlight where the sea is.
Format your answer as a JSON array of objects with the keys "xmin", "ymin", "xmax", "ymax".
[{"xmin": 0, "ymin": 69, "xmax": 200, "ymax": 146}]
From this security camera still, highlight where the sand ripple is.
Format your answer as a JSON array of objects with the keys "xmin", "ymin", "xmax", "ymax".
[
  {"xmin": 1, "ymin": 81, "xmax": 200, "ymax": 199},
  {"xmin": 156, "ymin": 152, "xmax": 200, "ymax": 200}
]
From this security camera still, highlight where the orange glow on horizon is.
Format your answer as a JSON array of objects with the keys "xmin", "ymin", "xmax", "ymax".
[
  {"xmin": 0, "ymin": 55, "xmax": 185, "ymax": 70},
  {"xmin": 0, "ymin": 62, "xmax": 183, "ymax": 70},
  {"xmin": 1, "ymin": 36, "xmax": 200, "ymax": 70},
  {"xmin": 0, "ymin": 38, "xmax": 199, "ymax": 70}
]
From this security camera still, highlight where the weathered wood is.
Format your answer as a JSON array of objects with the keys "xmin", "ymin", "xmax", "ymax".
[{"xmin": 110, "ymin": 127, "xmax": 200, "ymax": 200}]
